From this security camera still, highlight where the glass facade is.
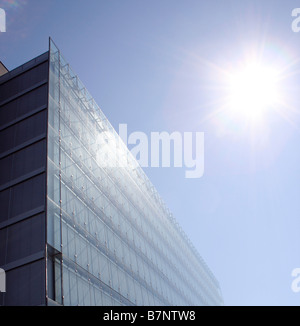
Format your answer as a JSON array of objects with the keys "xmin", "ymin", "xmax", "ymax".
[{"xmin": 46, "ymin": 39, "xmax": 223, "ymax": 306}]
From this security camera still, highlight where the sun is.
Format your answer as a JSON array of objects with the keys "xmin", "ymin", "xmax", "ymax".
[{"xmin": 227, "ymin": 63, "xmax": 281, "ymax": 122}]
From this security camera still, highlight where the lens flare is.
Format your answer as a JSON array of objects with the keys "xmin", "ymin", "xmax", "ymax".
[{"xmin": 1, "ymin": 0, "xmax": 27, "ymax": 10}]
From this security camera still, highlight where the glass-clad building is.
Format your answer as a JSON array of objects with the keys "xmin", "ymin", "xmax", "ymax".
[{"xmin": 0, "ymin": 38, "xmax": 223, "ymax": 306}]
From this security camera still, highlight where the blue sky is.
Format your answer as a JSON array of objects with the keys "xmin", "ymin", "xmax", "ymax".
[{"xmin": 1, "ymin": 0, "xmax": 300, "ymax": 306}]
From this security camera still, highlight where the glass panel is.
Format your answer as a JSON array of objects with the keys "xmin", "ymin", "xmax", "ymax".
[{"xmin": 46, "ymin": 38, "xmax": 223, "ymax": 307}]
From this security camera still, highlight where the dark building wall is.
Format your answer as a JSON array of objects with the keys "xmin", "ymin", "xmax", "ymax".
[{"xmin": 0, "ymin": 53, "xmax": 49, "ymax": 306}]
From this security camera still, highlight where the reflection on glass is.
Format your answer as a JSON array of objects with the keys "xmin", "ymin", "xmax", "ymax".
[{"xmin": 46, "ymin": 38, "xmax": 223, "ymax": 306}]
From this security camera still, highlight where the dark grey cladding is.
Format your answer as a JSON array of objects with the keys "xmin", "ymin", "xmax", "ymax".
[{"xmin": 0, "ymin": 52, "xmax": 49, "ymax": 306}]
